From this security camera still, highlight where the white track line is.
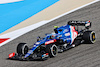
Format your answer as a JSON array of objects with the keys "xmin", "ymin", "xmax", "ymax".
[
  {"xmin": 0, "ymin": 21, "xmax": 48, "ymax": 46},
  {"xmin": 0, "ymin": 0, "xmax": 99, "ymax": 47},
  {"xmin": 0, "ymin": 0, "xmax": 23, "ymax": 4}
]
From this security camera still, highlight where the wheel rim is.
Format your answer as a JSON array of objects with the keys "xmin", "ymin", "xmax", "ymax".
[
  {"xmin": 24, "ymin": 46, "xmax": 28, "ymax": 54},
  {"xmin": 52, "ymin": 46, "xmax": 57, "ymax": 55},
  {"xmin": 92, "ymin": 33, "xmax": 96, "ymax": 41},
  {"xmin": 90, "ymin": 32, "xmax": 96, "ymax": 43},
  {"xmin": 51, "ymin": 45, "xmax": 57, "ymax": 56}
]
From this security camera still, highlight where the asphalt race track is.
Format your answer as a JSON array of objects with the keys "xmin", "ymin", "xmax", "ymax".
[{"xmin": 0, "ymin": 1, "xmax": 100, "ymax": 67}]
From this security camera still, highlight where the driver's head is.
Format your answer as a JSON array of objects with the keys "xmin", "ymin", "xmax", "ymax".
[{"xmin": 50, "ymin": 35, "xmax": 55, "ymax": 39}]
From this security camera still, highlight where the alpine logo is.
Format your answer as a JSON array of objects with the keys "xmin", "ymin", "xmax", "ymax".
[
  {"xmin": 71, "ymin": 26, "xmax": 78, "ymax": 39},
  {"xmin": 70, "ymin": 26, "xmax": 78, "ymax": 44}
]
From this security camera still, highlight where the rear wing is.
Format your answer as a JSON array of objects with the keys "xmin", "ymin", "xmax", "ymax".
[{"xmin": 68, "ymin": 20, "xmax": 91, "ymax": 29}]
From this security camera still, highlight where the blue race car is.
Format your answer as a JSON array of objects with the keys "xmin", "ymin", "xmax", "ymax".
[{"xmin": 9, "ymin": 20, "xmax": 96, "ymax": 60}]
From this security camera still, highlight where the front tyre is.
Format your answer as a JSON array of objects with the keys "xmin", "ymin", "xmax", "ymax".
[
  {"xmin": 17, "ymin": 43, "xmax": 29, "ymax": 55},
  {"xmin": 83, "ymin": 31, "xmax": 96, "ymax": 44},
  {"xmin": 46, "ymin": 44, "xmax": 58, "ymax": 58}
]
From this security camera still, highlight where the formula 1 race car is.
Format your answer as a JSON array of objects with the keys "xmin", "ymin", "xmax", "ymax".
[{"xmin": 8, "ymin": 20, "xmax": 96, "ymax": 61}]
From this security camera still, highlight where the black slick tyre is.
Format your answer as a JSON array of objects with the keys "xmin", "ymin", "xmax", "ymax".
[
  {"xmin": 73, "ymin": 39, "xmax": 81, "ymax": 46},
  {"xmin": 17, "ymin": 43, "xmax": 29, "ymax": 55},
  {"xmin": 83, "ymin": 31, "xmax": 96, "ymax": 44},
  {"xmin": 46, "ymin": 44, "xmax": 58, "ymax": 58}
]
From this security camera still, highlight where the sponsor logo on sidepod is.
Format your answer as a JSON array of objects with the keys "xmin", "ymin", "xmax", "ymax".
[{"xmin": 45, "ymin": 39, "xmax": 56, "ymax": 45}]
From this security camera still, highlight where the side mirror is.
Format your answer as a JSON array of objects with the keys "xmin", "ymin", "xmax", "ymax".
[
  {"xmin": 37, "ymin": 36, "xmax": 40, "ymax": 38},
  {"xmin": 37, "ymin": 36, "xmax": 41, "ymax": 41}
]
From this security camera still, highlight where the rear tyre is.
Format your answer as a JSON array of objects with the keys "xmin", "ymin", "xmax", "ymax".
[
  {"xmin": 17, "ymin": 43, "xmax": 29, "ymax": 55},
  {"xmin": 83, "ymin": 31, "xmax": 96, "ymax": 44},
  {"xmin": 46, "ymin": 44, "xmax": 58, "ymax": 58},
  {"xmin": 73, "ymin": 39, "xmax": 81, "ymax": 46}
]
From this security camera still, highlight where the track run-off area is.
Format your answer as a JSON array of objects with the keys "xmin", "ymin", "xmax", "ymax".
[
  {"xmin": 0, "ymin": 0, "xmax": 98, "ymax": 47},
  {"xmin": 0, "ymin": 1, "xmax": 100, "ymax": 67}
]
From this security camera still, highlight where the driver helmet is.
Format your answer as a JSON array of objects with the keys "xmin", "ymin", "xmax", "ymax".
[{"xmin": 50, "ymin": 35, "xmax": 55, "ymax": 39}]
